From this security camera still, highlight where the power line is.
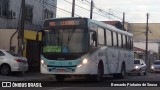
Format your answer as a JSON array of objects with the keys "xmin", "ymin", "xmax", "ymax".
[
  {"xmin": 82, "ymin": 0, "xmax": 90, "ymax": 4},
  {"xmin": 36, "ymin": 0, "xmax": 151, "ymax": 35},
  {"xmin": 63, "ymin": 0, "xmax": 112, "ymax": 19},
  {"xmin": 134, "ymin": 32, "xmax": 146, "ymax": 37},
  {"xmin": 77, "ymin": 0, "xmax": 90, "ymax": 6},
  {"xmin": 64, "ymin": 0, "xmax": 90, "ymax": 12},
  {"xmin": 35, "ymin": 0, "xmax": 82, "ymax": 17}
]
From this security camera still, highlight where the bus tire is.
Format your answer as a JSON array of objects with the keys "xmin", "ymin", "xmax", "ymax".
[
  {"xmin": 119, "ymin": 63, "xmax": 126, "ymax": 79},
  {"xmin": 114, "ymin": 63, "xmax": 126, "ymax": 79},
  {"xmin": 55, "ymin": 75, "xmax": 65, "ymax": 81},
  {"xmin": 93, "ymin": 61, "xmax": 104, "ymax": 82}
]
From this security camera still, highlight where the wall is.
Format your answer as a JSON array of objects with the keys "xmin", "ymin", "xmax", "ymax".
[
  {"xmin": 134, "ymin": 42, "xmax": 159, "ymax": 53},
  {"xmin": 0, "ymin": 0, "xmax": 57, "ymax": 30},
  {"xmin": 0, "ymin": 29, "xmax": 41, "ymax": 55},
  {"xmin": 0, "ymin": 29, "xmax": 18, "ymax": 52},
  {"xmin": 127, "ymin": 23, "xmax": 160, "ymax": 41}
]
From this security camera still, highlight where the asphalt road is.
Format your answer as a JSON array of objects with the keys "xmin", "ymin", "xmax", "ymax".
[{"xmin": 1, "ymin": 72, "xmax": 160, "ymax": 90}]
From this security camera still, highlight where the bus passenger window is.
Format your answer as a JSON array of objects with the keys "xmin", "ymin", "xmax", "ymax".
[
  {"xmin": 118, "ymin": 34, "xmax": 122, "ymax": 47},
  {"xmin": 122, "ymin": 35, "xmax": 126, "ymax": 48},
  {"xmin": 106, "ymin": 30, "xmax": 112, "ymax": 46},
  {"xmin": 113, "ymin": 32, "xmax": 117, "ymax": 47},
  {"xmin": 98, "ymin": 27, "xmax": 105, "ymax": 45}
]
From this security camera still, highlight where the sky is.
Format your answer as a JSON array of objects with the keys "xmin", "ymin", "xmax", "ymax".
[{"xmin": 56, "ymin": 0, "xmax": 160, "ymax": 23}]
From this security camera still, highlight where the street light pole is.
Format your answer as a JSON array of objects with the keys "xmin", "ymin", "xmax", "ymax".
[
  {"xmin": 122, "ymin": 12, "xmax": 125, "ymax": 31},
  {"xmin": 71, "ymin": 0, "xmax": 75, "ymax": 17},
  {"xmin": 145, "ymin": 13, "xmax": 149, "ymax": 68},
  {"xmin": 18, "ymin": 0, "xmax": 25, "ymax": 55},
  {"xmin": 90, "ymin": 0, "xmax": 93, "ymax": 19}
]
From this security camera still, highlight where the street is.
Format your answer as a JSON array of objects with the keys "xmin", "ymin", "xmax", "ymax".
[{"xmin": 1, "ymin": 72, "xmax": 160, "ymax": 90}]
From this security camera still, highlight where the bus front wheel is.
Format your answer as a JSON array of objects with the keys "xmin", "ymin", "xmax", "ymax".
[
  {"xmin": 94, "ymin": 62, "xmax": 104, "ymax": 81},
  {"xmin": 55, "ymin": 75, "xmax": 65, "ymax": 81}
]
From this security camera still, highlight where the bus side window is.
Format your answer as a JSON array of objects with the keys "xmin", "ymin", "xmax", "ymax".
[{"xmin": 122, "ymin": 35, "xmax": 126, "ymax": 48}]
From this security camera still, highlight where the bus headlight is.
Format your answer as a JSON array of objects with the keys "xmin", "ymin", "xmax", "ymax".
[
  {"xmin": 82, "ymin": 59, "xmax": 88, "ymax": 64},
  {"xmin": 135, "ymin": 66, "xmax": 139, "ymax": 69},
  {"xmin": 41, "ymin": 60, "xmax": 47, "ymax": 67},
  {"xmin": 77, "ymin": 59, "xmax": 88, "ymax": 67}
]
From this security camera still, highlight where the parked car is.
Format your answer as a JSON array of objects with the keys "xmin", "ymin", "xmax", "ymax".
[
  {"xmin": 0, "ymin": 49, "xmax": 28, "ymax": 75},
  {"xmin": 151, "ymin": 60, "xmax": 160, "ymax": 73},
  {"xmin": 128, "ymin": 59, "xmax": 147, "ymax": 75}
]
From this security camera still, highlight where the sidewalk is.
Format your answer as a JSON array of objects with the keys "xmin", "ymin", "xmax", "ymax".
[{"xmin": 0, "ymin": 72, "xmax": 54, "ymax": 81}]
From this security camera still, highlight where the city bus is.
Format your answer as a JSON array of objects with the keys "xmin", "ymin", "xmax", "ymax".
[{"xmin": 37, "ymin": 17, "xmax": 134, "ymax": 81}]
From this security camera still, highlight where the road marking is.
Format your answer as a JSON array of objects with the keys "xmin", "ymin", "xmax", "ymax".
[{"xmin": 48, "ymin": 87, "xmax": 75, "ymax": 90}]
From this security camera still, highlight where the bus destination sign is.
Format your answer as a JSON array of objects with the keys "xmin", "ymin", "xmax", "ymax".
[
  {"xmin": 44, "ymin": 19, "xmax": 86, "ymax": 27},
  {"xmin": 49, "ymin": 20, "xmax": 78, "ymax": 26}
]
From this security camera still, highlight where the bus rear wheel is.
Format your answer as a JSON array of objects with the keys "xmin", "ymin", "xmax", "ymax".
[
  {"xmin": 55, "ymin": 75, "xmax": 65, "ymax": 81},
  {"xmin": 113, "ymin": 63, "xmax": 126, "ymax": 79},
  {"xmin": 118, "ymin": 63, "xmax": 126, "ymax": 79}
]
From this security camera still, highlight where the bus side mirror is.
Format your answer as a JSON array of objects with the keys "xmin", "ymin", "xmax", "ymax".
[
  {"xmin": 91, "ymin": 32, "xmax": 97, "ymax": 47},
  {"xmin": 92, "ymin": 32, "xmax": 97, "ymax": 41}
]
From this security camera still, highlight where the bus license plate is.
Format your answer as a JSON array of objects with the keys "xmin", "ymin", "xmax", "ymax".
[{"xmin": 57, "ymin": 69, "xmax": 65, "ymax": 72}]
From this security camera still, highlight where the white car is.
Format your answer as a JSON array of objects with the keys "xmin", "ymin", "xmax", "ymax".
[
  {"xmin": 151, "ymin": 60, "xmax": 160, "ymax": 73},
  {"xmin": 0, "ymin": 49, "xmax": 28, "ymax": 75},
  {"xmin": 129, "ymin": 59, "xmax": 147, "ymax": 75}
]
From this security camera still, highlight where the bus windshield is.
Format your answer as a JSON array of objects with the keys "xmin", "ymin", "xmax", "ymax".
[{"xmin": 42, "ymin": 28, "xmax": 87, "ymax": 54}]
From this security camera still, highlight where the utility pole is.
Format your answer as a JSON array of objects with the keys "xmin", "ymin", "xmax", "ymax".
[
  {"xmin": 146, "ymin": 13, "xmax": 149, "ymax": 68},
  {"xmin": 18, "ymin": 0, "xmax": 25, "ymax": 55},
  {"xmin": 90, "ymin": 0, "xmax": 93, "ymax": 19},
  {"xmin": 122, "ymin": 12, "xmax": 125, "ymax": 31},
  {"xmin": 71, "ymin": 0, "xmax": 75, "ymax": 17}
]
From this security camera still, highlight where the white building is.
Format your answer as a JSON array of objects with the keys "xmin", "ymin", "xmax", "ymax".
[
  {"xmin": 0, "ymin": 0, "xmax": 57, "ymax": 72},
  {"xmin": 0, "ymin": 0, "xmax": 57, "ymax": 30},
  {"xmin": 0, "ymin": 0, "xmax": 57, "ymax": 52}
]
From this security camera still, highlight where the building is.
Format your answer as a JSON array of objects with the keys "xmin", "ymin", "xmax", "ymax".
[
  {"xmin": 125, "ymin": 23, "xmax": 160, "ymax": 42},
  {"xmin": 0, "ymin": 0, "xmax": 57, "ymax": 72},
  {"xmin": 0, "ymin": 0, "xmax": 57, "ymax": 30},
  {"xmin": 127, "ymin": 23, "xmax": 160, "ymax": 68},
  {"xmin": 134, "ymin": 45, "xmax": 158, "ymax": 69},
  {"xmin": 126, "ymin": 23, "xmax": 160, "ymax": 59}
]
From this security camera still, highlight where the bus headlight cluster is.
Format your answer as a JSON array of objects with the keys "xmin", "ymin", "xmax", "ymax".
[
  {"xmin": 77, "ymin": 59, "xmax": 88, "ymax": 67},
  {"xmin": 41, "ymin": 60, "xmax": 47, "ymax": 67},
  {"xmin": 82, "ymin": 59, "xmax": 88, "ymax": 64},
  {"xmin": 135, "ymin": 66, "xmax": 139, "ymax": 69}
]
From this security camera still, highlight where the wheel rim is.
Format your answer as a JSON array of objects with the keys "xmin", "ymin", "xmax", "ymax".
[{"xmin": 1, "ymin": 65, "xmax": 10, "ymax": 75}]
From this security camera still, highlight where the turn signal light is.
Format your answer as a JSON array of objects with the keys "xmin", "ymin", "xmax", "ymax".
[{"xmin": 15, "ymin": 59, "xmax": 26, "ymax": 62}]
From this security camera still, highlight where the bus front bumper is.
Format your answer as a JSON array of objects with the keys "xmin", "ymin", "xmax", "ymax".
[{"xmin": 40, "ymin": 64, "xmax": 91, "ymax": 75}]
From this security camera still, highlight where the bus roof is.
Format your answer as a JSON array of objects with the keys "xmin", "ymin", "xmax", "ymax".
[{"xmin": 87, "ymin": 18, "xmax": 133, "ymax": 37}]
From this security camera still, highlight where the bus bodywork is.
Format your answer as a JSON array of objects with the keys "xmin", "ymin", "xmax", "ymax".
[{"xmin": 39, "ymin": 17, "xmax": 134, "ymax": 81}]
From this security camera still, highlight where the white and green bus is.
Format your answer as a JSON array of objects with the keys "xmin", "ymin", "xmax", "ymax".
[{"xmin": 38, "ymin": 17, "xmax": 134, "ymax": 81}]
